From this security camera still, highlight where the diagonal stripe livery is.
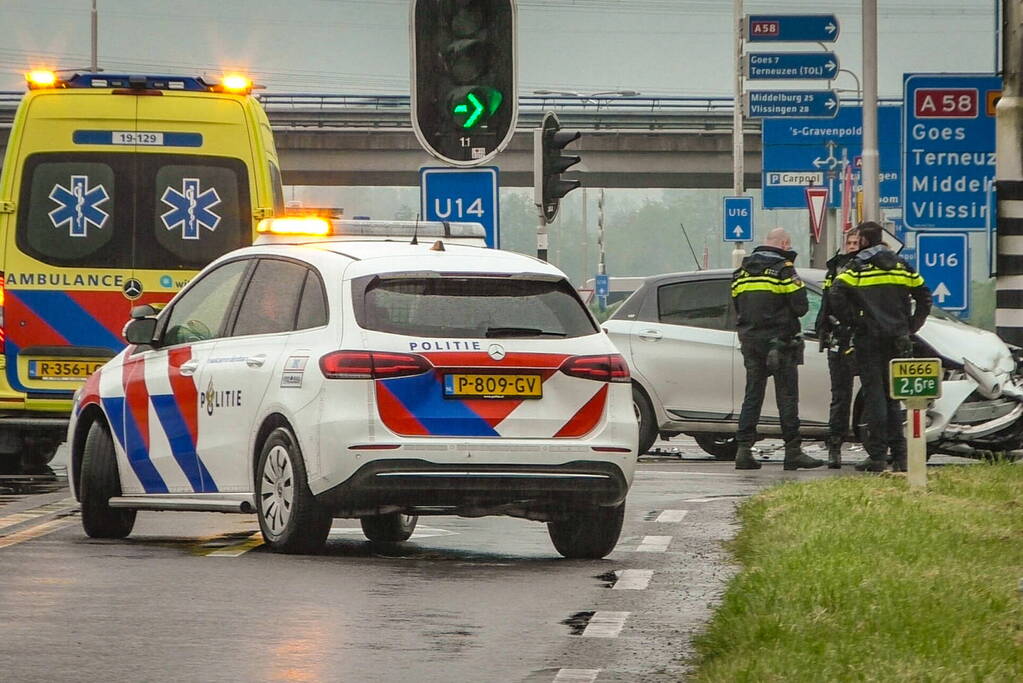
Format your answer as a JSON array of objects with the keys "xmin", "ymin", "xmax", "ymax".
[{"xmin": 376, "ymin": 353, "xmax": 608, "ymax": 438}]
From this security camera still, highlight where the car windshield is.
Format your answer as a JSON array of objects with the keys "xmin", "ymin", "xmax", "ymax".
[{"xmin": 354, "ymin": 274, "xmax": 598, "ymax": 339}]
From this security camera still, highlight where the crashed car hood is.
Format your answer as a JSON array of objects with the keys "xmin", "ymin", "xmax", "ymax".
[{"xmin": 918, "ymin": 316, "xmax": 1015, "ymax": 374}]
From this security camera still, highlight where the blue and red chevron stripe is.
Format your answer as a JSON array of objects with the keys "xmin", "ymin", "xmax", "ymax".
[{"xmin": 4, "ymin": 289, "xmax": 172, "ymax": 394}]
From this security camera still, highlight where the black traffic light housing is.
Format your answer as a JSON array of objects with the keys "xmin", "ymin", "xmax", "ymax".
[
  {"xmin": 411, "ymin": 0, "xmax": 517, "ymax": 166},
  {"xmin": 534, "ymin": 112, "xmax": 581, "ymax": 222}
]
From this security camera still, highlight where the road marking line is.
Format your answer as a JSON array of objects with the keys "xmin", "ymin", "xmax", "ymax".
[
  {"xmin": 0, "ymin": 516, "xmax": 77, "ymax": 549},
  {"xmin": 637, "ymin": 470, "xmax": 743, "ymax": 477},
  {"xmin": 0, "ymin": 497, "xmax": 78, "ymax": 533},
  {"xmin": 206, "ymin": 531, "xmax": 264, "ymax": 557},
  {"xmin": 581, "ymin": 611, "xmax": 629, "ymax": 638},
  {"xmin": 613, "ymin": 569, "xmax": 653, "ymax": 590},
  {"xmin": 553, "ymin": 669, "xmax": 601, "ymax": 682},
  {"xmin": 684, "ymin": 495, "xmax": 747, "ymax": 503},
  {"xmin": 635, "ymin": 535, "xmax": 672, "ymax": 552},
  {"xmin": 654, "ymin": 509, "xmax": 688, "ymax": 523}
]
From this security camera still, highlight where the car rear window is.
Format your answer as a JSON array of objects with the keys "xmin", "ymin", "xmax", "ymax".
[
  {"xmin": 17, "ymin": 151, "xmax": 249, "ymax": 270},
  {"xmin": 353, "ymin": 274, "xmax": 598, "ymax": 339}
]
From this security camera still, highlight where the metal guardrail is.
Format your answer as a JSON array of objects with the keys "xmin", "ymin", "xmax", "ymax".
[{"xmin": 0, "ymin": 90, "xmax": 899, "ymax": 132}]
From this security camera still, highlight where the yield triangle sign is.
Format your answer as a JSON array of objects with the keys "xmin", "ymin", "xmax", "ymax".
[{"xmin": 805, "ymin": 186, "xmax": 829, "ymax": 242}]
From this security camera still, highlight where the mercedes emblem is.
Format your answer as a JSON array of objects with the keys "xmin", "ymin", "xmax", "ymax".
[
  {"xmin": 487, "ymin": 343, "xmax": 506, "ymax": 361},
  {"xmin": 123, "ymin": 278, "xmax": 143, "ymax": 300}
]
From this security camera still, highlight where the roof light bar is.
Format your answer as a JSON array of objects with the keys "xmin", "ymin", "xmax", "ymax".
[
  {"xmin": 254, "ymin": 218, "xmax": 487, "ymax": 243},
  {"xmin": 26, "ymin": 70, "xmax": 59, "ymax": 89}
]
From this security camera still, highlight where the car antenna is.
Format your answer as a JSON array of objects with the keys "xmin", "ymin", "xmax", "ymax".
[
  {"xmin": 411, "ymin": 213, "xmax": 420, "ymax": 245},
  {"xmin": 680, "ymin": 222, "xmax": 702, "ymax": 270}
]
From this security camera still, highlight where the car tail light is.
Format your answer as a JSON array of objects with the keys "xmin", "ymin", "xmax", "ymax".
[
  {"xmin": 320, "ymin": 351, "xmax": 432, "ymax": 379},
  {"xmin": 559, "ymin": 354, "xmax": 631, "ymax": 383}
]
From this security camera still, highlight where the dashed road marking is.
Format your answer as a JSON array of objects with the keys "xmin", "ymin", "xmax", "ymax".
[
  {"xmin": 0, "ymin": 497, "xmax": 78, "ymax": 533},
  {"xmin": 636, "ymin": 470, "xmax": 741, "ymax": 478},
  {"xmin": 581, "ymin": 611, "xmax": 629, "ymax": 638},
  {"xmin": 635, "ymin": 535, "xmax": 672, "ymax": 552},
  {"xmin": 654, "ymin": 509, "xmax": 688, "ymax": 523},
  {"xmin": 0, "ymin": 516, "xmax": 77, "ymax": 549},
  {"xmin": 613, "ymin": 569, "xmax": 653, "ymax": 590},
  {"xmin": 684, "ymin": 495, "xmax": 747, "ymax": 503},
  {"xmin": 553, "ymin": 669, "xmax": 601, "ymax": 682}
]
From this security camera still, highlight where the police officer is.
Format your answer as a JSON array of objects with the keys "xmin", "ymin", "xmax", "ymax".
[
  {"xmin": 816, "ymin": 228, "xmax": 861, "ymax": 469},
  {"xmin": 831, "ymin": 221, "xmax": 931, "ymax": 472},
  {"xmin": 731, "ymin": 228, "xmax": 824, "ymax": 471}
]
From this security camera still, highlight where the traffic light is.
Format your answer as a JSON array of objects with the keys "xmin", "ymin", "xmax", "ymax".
[
  {"xmin": 534, "ymin": 112, "xmax": 581, "ymax": 222},
  {"xmin": 411, "ymin": 0, "xmax": 517, "ymax": 166}
]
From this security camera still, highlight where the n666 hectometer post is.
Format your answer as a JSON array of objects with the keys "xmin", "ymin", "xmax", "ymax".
[{"xmin": 411, "ymin": 0, "xmax": 517, "ymax": 166}]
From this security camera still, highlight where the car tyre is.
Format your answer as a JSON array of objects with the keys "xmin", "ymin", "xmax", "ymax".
[
  {"xmin": 632, "ymin": 385, "xmax": 657, "ymax": 454},
  {"xmin": 360, "ymin": 512, "xmax": 419, "ymax": 543},
  {"xmin": 80, "ymin": 420, "xmax": 136, "ymax": 539},
  {"xmin": 547, "ymin": 502, "xmax": 625, "ymax": 559},
  {"xmin": 256, "ymin": 427, "xmax": 333, "ymax": 554},
  {"xmin": 693, "ymin": 433, "xmax": 739, "ymax": 461}
]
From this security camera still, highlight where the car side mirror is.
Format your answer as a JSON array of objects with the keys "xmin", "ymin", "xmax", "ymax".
[
  {"xmin": 131, "ymin": 304, "xmax": 159, "ymax": 319},
  {"xmin": 123, "ymin": 317, "xmax": 158, "ymax": 345}
]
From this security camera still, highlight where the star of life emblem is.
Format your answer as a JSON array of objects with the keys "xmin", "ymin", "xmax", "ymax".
[
  {"xmin": 48, "ymin": 175, "xmax": 110, "ymax": 238},
  {"xmin": 160, "ymin": 178, "xmax": 221, "ymax": 240}
]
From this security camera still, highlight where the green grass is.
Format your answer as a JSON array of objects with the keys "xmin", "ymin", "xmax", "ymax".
[{"xmin": 692, "ymin": 464, "xmax": 1023, "ymax": 682}]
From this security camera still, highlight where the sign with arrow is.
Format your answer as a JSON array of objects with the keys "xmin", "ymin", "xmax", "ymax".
[
  {"xmin": 805, "ymin": 186, "xmax": 829, "ymax": 242},
  {"xmin": 745, "ymin": 90, "xmax": 839, "ymax": 119},
  {"xmin": 723, "ymin": 196, "xmax": 754, "ymax": 243},
  {"xmin": 746, "ymin": 52, "xmax": 839, "ymax": 80},
  {"xmin": 746, "ymin": 14, "xmax": 840, "ymax": 42},
  {"xmin": 916, "ymin": 232, "xmax": 969, "ymax": 312}
]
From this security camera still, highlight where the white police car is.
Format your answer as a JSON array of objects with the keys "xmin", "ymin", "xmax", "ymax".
[{"xmin": 68, "ymin": 218, "xmax": 638, "ymax": 558}]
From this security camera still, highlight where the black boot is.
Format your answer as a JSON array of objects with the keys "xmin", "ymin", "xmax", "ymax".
[
  {"xmin": 855, "ymin": 456, "xmax": 887, "ymax": 472},
  {"xmin": 890, "ymin": 451, "xmax": 907, "ymax": 472},
  {"xmin": 783, "ymin": 444, "xmax": 825, "ymax": 471},
  {"xmin": 827, "ymin": 437, "xmax": 842, "ymax": 469},
  {"xmin": 735, "ymin": 444, "xmax": 761, "ymax": 470}
]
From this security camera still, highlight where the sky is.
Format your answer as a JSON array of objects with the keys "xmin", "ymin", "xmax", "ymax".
[{"xmin": 0, "ymin": 0, "xmax": 999, "ymax": 97}]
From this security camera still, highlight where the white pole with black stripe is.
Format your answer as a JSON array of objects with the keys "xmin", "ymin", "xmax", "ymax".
[{"xmin": 996, "ymin": 0, "xmax": 1023, "ymax": 344}]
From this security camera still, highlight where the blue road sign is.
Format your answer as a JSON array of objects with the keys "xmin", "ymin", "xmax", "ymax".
[
  {"xmin": 746, "ymin": 14, "xmax": 840, "ymax": 42},
  {"xmin": 420, "ymin": 166, "xmax": 500, "ymax": 248},
  {"xmin": 917, "ymin": 232, "xmax": 969, "ymax": 312},
  {"xmin": 762, "ymin": 105, "xmax": 902, "ymax": 209},
  {"xmin": 746, "ymin": 90, "xmax": 838, "ymax": 119},
  {"xmin": 902, "ymin": 73, "xmax": 1001, "ymax": 231},
  {"xmin": 746, "ymin": 52, "xmax": 839, "ymax": 80},
  {"xmin": 594, "ymin": 273, "xmax": 610, "ymax": 297},
  {"xmin": 723, "ymin": 196, "xmax": 754, "ymax": 242}
]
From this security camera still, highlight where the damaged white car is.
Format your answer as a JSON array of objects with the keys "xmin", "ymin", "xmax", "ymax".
[{"xmin": 605, "ymin": 269, "xmax": 1023, "ymax": 460}]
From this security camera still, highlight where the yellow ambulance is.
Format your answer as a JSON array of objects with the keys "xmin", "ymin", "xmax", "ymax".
[{"xmin": 0, "ymin": 70, "xmax": 284, "ymax": 467}]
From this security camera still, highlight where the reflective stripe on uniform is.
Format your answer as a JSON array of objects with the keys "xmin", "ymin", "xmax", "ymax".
[
  {"xmin": 731, "ymin": 276, "xmax": 804, "ymax": 297},
  {"xmin": 835, "ymin": 267, "xmax": 924, "ymax": 288}
]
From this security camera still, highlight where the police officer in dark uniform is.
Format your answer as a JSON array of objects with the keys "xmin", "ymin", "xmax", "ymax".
[
  {"xmin": 815, "ymin": 228, "xmax": 861, "ymax": 469},
  {"xmin": 831, "ymin": 221, "xmax": 931, "ymax": 472},
  {"xmin": 731, "ymin": 228, "xmax": 824, "ymax": 471}
]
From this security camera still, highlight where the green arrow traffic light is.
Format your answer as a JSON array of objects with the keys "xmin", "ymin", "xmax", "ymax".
[{"xmin": 451, "ymin": 89, "xmax": 503, "ymax": 129}]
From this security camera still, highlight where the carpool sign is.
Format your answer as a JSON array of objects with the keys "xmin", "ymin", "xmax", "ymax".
[{"xmin": 902, "ymin": 73, "xmax": 1001, "ymax": 230}]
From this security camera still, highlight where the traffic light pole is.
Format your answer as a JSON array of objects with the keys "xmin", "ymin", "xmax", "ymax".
[
  {"xmin": 732, "ymin": 0, "xmax": 746, "ymax": 268},
  {"xmin": 536, "ymin": 213, "xmax": 548, "ymax": 262}
]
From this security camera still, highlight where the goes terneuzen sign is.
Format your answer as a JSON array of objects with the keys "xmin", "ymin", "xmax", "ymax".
[{"xmin": 889, "ymin": 358, "xmax": 943, "ymax": 400}]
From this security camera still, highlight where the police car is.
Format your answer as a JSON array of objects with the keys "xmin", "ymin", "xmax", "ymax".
[{"xmin": 67, "ymin": 218, "xmax": 638, "ymax": 558}]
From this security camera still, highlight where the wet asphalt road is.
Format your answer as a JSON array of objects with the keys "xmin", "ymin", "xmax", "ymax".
[{"xmin": 0, "ymin": 440, "xmax": 973, "ymax": 682}]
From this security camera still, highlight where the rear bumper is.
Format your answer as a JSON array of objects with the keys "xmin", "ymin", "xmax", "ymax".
[{"xmin": 314, "ymin": 459, "xmax": 630, "ymax": 517}]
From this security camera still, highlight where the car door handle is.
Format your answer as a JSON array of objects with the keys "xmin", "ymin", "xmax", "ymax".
[
  {"xmin": 638, "ymin": 329, "xmax": 663, "ymax": 341},
  {"xmin": 179, "ymin": 360, "xmax": 200, "ymax": 376},
  {"xmin": 246, "ymin": 354, "xmax": 267, "ymax": 368}
]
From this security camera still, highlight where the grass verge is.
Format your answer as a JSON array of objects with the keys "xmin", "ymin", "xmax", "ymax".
[{"xmin": 692, "ymin": 463, "xmax": 1023, "ymax": 681}]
